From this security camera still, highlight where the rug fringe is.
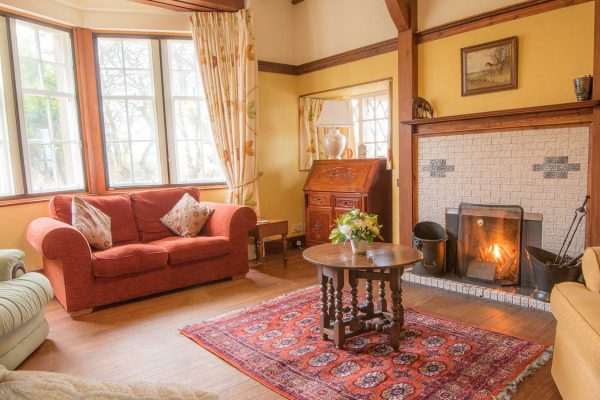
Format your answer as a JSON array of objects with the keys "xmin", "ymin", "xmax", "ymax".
[{"xmin": 492, "ymin": 347, "xmax": 554, "ymax": 400}]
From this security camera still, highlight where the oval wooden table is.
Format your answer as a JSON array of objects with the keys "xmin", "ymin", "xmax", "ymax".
[{"xmin": 303, "ymin": 243, "xmax": 423, "ymax": 350}]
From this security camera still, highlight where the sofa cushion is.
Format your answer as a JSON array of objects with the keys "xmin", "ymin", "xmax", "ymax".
[
  {"xmin": 72, "ymin": 197, "xmax": 112, "ymax": 250},
  {"xmin": 130, "ymin": 187, "xmax": 200, "ymax": 243},
  {"xmin": 150, "ymin": 236, "xmax": 230, "ymax": 265},
  {"xmin": 551, "ymin": 282, "xmax": 600, "ymax": 378},
  {"xmin": 161, "ymin": 193, "xmax": 214, "ymax": 237},
  {"xmin": 583, "ymin": 247, "xmax": 600, "ymax": 293},
  {"xmin": 50, "ymin": 194, "xmax": 139, "ymax": 244},
  {"xmin": 92, "ymin": 244, "xmax": 168, "ymax": 278},
  {"xmin": 0, "ymin": 273, "xmax": 53, "ymax": 336}
]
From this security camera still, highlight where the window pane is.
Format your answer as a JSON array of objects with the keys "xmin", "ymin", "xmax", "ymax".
[
  {"xmin": 98, "ymin": 38, "xmax": 163, "ymax": 187},
  {"xmin": 166, "ymin": 39, "xmax": 223, "ymax": 184},
  {"xmin": 0, "ymin": 50, "xmax": 14, "ymax": 197},
  {"xmin": 14, "ymin": 20, "xmax": 84, "ymax": 194}
]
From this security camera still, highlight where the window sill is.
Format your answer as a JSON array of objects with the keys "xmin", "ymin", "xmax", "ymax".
[{"xmin": 0, "ymin": 184, "xmax": 229, "ymax": 208}]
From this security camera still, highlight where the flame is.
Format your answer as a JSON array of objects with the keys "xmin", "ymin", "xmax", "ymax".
[{"xmin": 492, "ymin": 244, "xmax": 501, "ymax": 260}]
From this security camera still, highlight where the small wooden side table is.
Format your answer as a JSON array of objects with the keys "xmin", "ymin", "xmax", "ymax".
[
  {"xmin": 303, "ymin": 243, "xmax": 422, "ymax": 350},
  {"xmin": 250, "ymin": 219, "xmax": 289, "ymax": 267}
]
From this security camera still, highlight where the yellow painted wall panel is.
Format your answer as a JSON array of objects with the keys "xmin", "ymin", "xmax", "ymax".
[
  {"xmin": 257, "ymin": 72, "xmax": 305, "ymax": 233},
  {"xmin": 418, "ymin": 3, "xmax": 594, "ymax": 116}
]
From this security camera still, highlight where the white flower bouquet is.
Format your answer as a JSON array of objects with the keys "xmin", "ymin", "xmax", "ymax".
[{"xmin": 329, "ymin": 209, "xmax": 383, "ymax": 254}]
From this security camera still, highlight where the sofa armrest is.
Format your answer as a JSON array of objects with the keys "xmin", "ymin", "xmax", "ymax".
[
  {"xmin": 26, "ymin": 218, "xmax": 92, "ymax": 261},
  {"xmin": 26, "ymin": 217, "xmax": 94, "ymax": 313},
  {"xmin": 201, "ymin": 203, "xmax": 257, "ymax": 238},
  {"xmin": 0, "ymin": 250, "xmax": 26, "ymax": 282}
]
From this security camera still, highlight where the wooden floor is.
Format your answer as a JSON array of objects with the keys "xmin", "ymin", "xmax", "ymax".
[{"xmin": 22, "ymin": 250, "xmax": 561, "ymax": 399}]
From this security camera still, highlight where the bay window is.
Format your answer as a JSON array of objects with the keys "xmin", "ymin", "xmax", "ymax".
[{"xmin": 97, "ymin": 36, "xmax": 223, "ymax": 188}]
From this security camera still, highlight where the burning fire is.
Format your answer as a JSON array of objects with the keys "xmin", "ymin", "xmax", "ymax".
[{"xmin": 479, "ymin": 243, "xmax": 518, "ymax": 281}]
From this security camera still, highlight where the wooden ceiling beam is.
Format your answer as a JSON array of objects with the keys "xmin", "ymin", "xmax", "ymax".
[
  {"xmin": 129, "ymin": 0, "xmax": 244, "ymax": 12},
  {"xmin": 385, "ymin": 0, "xmax": 411, "ymax": 32}
]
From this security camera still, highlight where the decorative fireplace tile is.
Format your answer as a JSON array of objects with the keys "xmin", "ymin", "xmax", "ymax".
[
  {"xmin": 403, "ymin": 271, "xmax": 551, "ymax": 312},
  {"xmin": 422, "ymin": 159, "xmax": 455, "ymax": 177},
  {"xmin": 532, "ymin": 156, "xmax": 581, "ymax": 179}
]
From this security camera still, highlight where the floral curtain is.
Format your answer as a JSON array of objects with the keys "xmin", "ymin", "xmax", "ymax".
[
  {"xmin": 299, "ymin": 97, "xmax": 356, "ymax": 171},
  {"xmin": 190, "ymin": 10, "xmax": 259, "ymax": 212}
]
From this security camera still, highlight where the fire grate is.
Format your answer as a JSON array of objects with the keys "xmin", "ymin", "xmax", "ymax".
[{"xmin": 457, "ymin": 204, "xmax": 524, "ymax": 286}]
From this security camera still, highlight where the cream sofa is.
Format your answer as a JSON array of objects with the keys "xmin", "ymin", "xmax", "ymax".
[
  {"xmin": 0, "ymin": 250, "xmax": 53, "ymax": 370},
  {"xmin": 550, "ymin": 247, "xmax": 600, "ymax": 400}
]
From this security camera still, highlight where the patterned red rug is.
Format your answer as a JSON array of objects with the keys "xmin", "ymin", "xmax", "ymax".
[{"xmin": 181, "ymin": 286, "xmax": 552, "ymax": 400}]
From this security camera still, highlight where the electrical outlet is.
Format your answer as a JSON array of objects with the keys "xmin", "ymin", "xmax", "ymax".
[{"xmin": 291, "ymin": 223, "xmax": 304, "ymax": 233}]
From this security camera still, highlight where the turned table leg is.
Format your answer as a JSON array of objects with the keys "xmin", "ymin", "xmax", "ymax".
[
  {"xmin": 365, "ymin": 279, "xmax": 374, "ymax": 316},
  {"xmin": 389, "ymin": 268, "xmax": 404, "ymax": 351},
  {"xmin": 331, "ymin": 269, "xmax": 345, "ymax": 349},
  {"xmin": 327, "ymin": 275, "xmax": 335, "ymax": 320},
  {"xmin": 378, "ymin": 271, "xmax": 388, "ymax": 312},
  {"xmin": 348, "ymin": 270, "xmax": 361, "ymax": 332},
  {"xmin": 318, "ymin": 267, "xmax": 330, "ymax": 339}
]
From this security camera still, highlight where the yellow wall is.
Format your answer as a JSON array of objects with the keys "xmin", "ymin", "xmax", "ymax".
[
  {"xmin": 419, "ymin": 2, "xmax": 595, "ymax": 116},
  {"xmin": 297, "ymin": 52, "xmax": 400, "ymax": 243},
  {"xmin": 256, "ymin": 72, "xmax": 305, "ymax": 233}
]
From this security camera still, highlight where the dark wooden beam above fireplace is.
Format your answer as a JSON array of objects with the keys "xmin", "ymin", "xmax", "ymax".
[{"xmin": 403, "ymin": 101, "xmax": 599, "ymax": 136}]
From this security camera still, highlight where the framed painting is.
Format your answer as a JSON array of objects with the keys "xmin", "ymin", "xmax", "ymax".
[{"xmin": 461, "ymin": 36, "xmax": 518, "ymax": 96}]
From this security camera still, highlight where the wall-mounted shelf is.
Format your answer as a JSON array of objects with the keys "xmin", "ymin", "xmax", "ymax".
[{"xmin": 403, "ymin": 100, "xmax": 600, "ymax": 136}]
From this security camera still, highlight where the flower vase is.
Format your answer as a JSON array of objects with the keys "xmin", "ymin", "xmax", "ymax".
[{"xmin": 351, "ymin": 240, "xmax": 368, "ymax": 255}]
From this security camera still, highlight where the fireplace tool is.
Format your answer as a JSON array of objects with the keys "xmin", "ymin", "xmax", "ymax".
[
  {"xmin": 554, "ymin": 195, "xmax": 590, "ymax": 266},
  {"xmin": 525, "ymin": 195, "xmax": 588, "ymax": 302}
]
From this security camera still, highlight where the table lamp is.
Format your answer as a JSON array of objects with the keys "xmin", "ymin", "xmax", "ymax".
[{"xmin": 316, "ymin": 100, "xmax": 354, "ymax": 160}]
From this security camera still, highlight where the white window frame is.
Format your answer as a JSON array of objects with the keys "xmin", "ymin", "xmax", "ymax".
[
  {"xmin": 351, "ymin": 90, "xmax": 391, "ymax": 161},
  {"xmin": 97, "ymin": 37, "xmax": 168, "ymax": 188},
  {"xmin": 0, "ymin": 16, "xmax": 22, "ymax": 197},
  {"xmin": 97, "ymin": 34, "xmax": 224, "ymax": 189},
  {"xmin": 10, "ymin": 18, "xmax": 85, "ymax": 195}
]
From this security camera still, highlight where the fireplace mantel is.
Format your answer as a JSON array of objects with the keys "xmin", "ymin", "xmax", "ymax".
[{"xmin": 403, "ymin": 100, "xmax": 599, "ymax": 136}]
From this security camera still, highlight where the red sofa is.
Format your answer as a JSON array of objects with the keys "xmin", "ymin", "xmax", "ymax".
[{"xmin": 26, "ymin": 187, "xmax": 257, "ymax": 315}]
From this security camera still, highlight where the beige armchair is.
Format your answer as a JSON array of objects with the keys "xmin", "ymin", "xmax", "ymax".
[
  {"xmin": 550, "ymin": 247, "xmax": 600, "ymax": 400},
  {"xmin": 0, "ymin": 250, "xmax": 53, "ymax": 370}
]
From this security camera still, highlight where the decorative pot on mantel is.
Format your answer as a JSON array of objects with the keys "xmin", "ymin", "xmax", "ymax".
[
  {"xmin": 573, "ymin": 75, "xmax": 593, "ymax": 101},
  {"xmin": 351, "ymin": 239, "xmax": 368, "ymax": 255}
]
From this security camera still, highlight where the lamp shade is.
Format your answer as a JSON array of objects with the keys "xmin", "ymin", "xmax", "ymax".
[{"xmin": 316, "ymin": 100, "xmax": 354, "ymax": 127}]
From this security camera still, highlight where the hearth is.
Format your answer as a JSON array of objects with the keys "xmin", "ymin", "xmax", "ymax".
[{"xmin": 456, "ymin": 204, "xmax": 524, "ymax": 286}]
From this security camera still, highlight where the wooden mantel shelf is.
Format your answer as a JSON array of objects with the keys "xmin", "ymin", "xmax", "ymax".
[{"xmin": 403, "ymin": 100, "xmax": 600, "ymax": 136}]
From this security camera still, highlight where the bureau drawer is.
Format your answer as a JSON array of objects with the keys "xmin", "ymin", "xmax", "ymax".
[
  {"xmin": 309, "ymin": 192, "xmax": 331, "ymax": 207},
  {"xmin": 335, "ymin": 196, "xmax": 361, "ymax": 209}
]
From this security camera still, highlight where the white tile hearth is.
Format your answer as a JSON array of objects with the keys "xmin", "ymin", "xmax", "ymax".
[{"xmin": 403, "ymin": 271, "xmax": 551, "ymax": 312}]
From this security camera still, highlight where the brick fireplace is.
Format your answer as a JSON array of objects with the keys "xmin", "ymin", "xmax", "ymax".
[{"xmin": 405, "ymin": 126, "xmax": 590, "ymax": 311}]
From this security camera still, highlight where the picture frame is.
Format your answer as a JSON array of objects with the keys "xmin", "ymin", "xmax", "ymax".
[{"xmin": 461, "ymin": 36, "xmax": 518, "ymax": 96}]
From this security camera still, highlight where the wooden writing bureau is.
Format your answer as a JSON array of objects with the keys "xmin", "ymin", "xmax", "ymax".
[{"xmin": 303, "ymin": 159, "xmax": 391, "ymax": 247}]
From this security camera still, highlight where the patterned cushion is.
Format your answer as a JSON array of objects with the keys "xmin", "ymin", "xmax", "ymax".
[
  {"xmin": 0, "ymin": 366, "xmax": 217, "ymax": 400},
  {"xmin": 130, "ymin": 187, "xmax": 200, "ymax": 243},
  {"xmin": 160, "ymin": 193, "xmax": 214, "ymax": 238},
  {"xmin": 72, "ymin": 197, "xmax": 112, "ymax": 250},
  {"xmin": 0, "ymin": 273, "xmax": 53, "ymax": 336},
  {"xmin": 50, "ymin": 194, "xmax": 139, "ymax": 244}
]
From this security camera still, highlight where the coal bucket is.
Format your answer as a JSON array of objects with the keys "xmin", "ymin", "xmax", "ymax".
[
  {"xmin": 525, "ymin": 246, "xmax": 581, "ymax": 302},
  {"xmin": 413, "ymin": 221, "xmax": 447, "ymax": 276}
]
